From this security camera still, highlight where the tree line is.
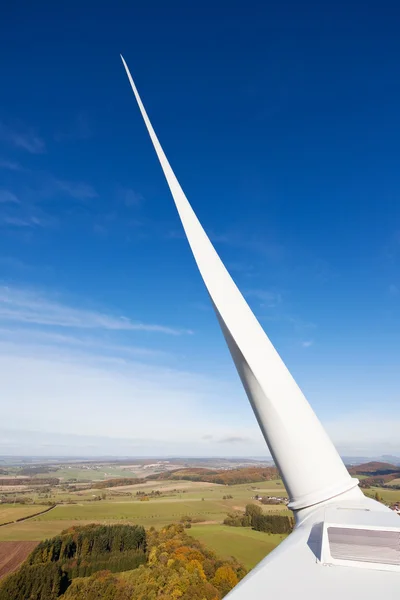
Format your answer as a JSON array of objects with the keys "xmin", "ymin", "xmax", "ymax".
[
  {"xmin": 0, "ymin": 522, "xmax": 246, "ymax": 600},
  {"xmin": 224, "ymin": 503, "xmax": 294, "ymax": 534},
  {"xmin": 92, "ymin": 477, "xmax": 147, "ymax": 489},
  {"xmin": 0, "ymin": 477, "xmax": 60, "ymax": 486}
]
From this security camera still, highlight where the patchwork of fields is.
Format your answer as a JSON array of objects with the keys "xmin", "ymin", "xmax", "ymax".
[
  {"xmin": 0, "ymin": 478, "xmax": 291, "ymax": 574},
  {"xmin": 1, "ymin": 472, "xmax": 397, "ymax": 580}
]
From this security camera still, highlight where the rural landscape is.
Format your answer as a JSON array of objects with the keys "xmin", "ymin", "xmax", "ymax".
[{"xmin": 0, "ymin": 456, "xmax": 399, "ymax": 599}]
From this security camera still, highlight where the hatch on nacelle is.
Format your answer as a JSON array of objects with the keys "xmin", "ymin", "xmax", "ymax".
[{"xmin": 320, "ymin": 507, "xmax": 400, "ymax": 571}]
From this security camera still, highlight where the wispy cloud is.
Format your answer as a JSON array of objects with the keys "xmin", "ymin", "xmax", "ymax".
[
  {"xmin": 0, "ymin": 173, "xmax": 96, "ymax": 234},
  {"xmin": 0, "ymin": 159, "xmax": 23, "ymax": 171},
  {"xmin": 0, "ymin": 285, "xmax": 192, "ymax": 335},
  {"xmin": 0, "ymin": 330, "xmax": 259, "ymax": 455},
  {"xmin": 0, "ymin": 123, "xmax": 45, "ymax": 154},
  {"xmin": 301, "ymin": 340, "xmax": 313, "ymax": 348},
  {"xmin": 0, "ymin": 206, "xmax": 53, "ymax": 229},
  {"xmin": 49, "ymin": 178, "xmax": 97, "ymax": 200},
  {"xmin": 0, "ymin": 190, "xmax": 20, "ymax": 204},
  {"xmin": 245, "ymin": 289, "xmax": 282, "ymax": 308},
  {"xmin": 167, "ymin": 228, "xmax": 284, "ymax": 261},
  {"xmin": 0, "ymin": 216, "xmax": 48, "ymax": 228},
  {"xmin": 117, "ymin": 187, "xmax": 144, "ymax": 207},
  {"xmin": 191, "ymin": 302, "xmax": 212, "ymax": 312},
  {"xmin": 210, "ymin": 230, "xmax": 285, "ymax": 261},
  {"xmin": 217, "ymin": 435, "xmax": 251, "ymax": 444},
  {"xmin": 0, "ymin": 327, "xmax": 168, "ymax": 359},
  {"xmin": 227, "ymin": 261, "xmax": 256, "ymax": 277}
]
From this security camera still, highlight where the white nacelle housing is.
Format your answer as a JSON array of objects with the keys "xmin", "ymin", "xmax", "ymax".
[{"xmin": 320, "ymin": 507, "xmax": 400, "ymax": 571}]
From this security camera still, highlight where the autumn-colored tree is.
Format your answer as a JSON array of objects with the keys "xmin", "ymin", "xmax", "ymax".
[
  {"xmin": 1, "ymin": 521, "xmax": 247, "ymax": 600},
  {"xmin": 212, "ymin": 566, "xmax": 239, "ymax": 596}
]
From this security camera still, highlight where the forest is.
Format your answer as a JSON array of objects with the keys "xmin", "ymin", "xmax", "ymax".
[
  {"xmin": 149, "ymin": 466, "xmax": 279, "ymax": 485},
  {"xmin": 0, "ymin": 522, "xmax": 247, "ymax": 600}
]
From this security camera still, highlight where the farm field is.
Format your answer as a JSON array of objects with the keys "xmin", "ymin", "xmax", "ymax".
[
  {"xmin": 386, "ymin": 478, "xmax": 400, "ymax": 487},
  {"xmin": 0, "ymin": 541, "xmax": 38, "ymax": 580},
  {"xmin": 35, "ymin": 499, "xmax": 231, "ymax": 523},
  {"xmin": 188, "ymin": 525, "xmax": 287, "ymax": 569},
  {"xmin": 47, "ymin": 466, "xmax": 140, "ymax": 481},
  {"xmin": 0, "ymin": 479, "xmax": 290, "ymax": 554},
  {"xmin": 0, "ymin": 468, "xmax": 397, "ymax": 580},
  {"xmin": 0, "ymin": 520, "xmax": 84, "ymax": 542},
  {"xmin": 363, "ymin": 487, "xmax": 400, "ymax": 504},
  {"xmin": 0, "ymin": 504, "xmax": 48, "ymax": 525}
]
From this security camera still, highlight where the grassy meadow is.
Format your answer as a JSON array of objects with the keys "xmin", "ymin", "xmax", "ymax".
[
  {"xmin": 363, "ymin": 486, "xmax": 400, "ymax": 504},
  {"xmin": 188, "ymin": 524, "xmax": 287, "ymax": 569},
  {"xmin": 0, "ymin": 504, "xmax": 48, "ymax": 526}
]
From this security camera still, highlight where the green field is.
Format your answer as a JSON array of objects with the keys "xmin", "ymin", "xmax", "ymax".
[
  {"xmin": 35, "ymin": 500, "xmax": 230, "ymax": 523},
  {"xmin": 0, "ymin": 504, "xmax": 48, "ymax": 525},
  {"xmin": 188, "ymin": 525, "xmax": 287, "ymax": 569},
  {"xmin": 0, "ymin": 520, "xmax": 83, "ymax": 541},
  {"xmin": 363, "ymin": 487, "xmax": 400, "ymax": 504}
]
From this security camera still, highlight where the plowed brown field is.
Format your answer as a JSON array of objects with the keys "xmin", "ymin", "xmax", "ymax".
[{"xmin": 0, "ymin": 541, "xmax": 38, "ymax": 580}]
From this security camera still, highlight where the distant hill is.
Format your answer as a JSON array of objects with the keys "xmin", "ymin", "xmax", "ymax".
[
  {"xmin": 348, "ymin": 462, "xmax": 400, "ymax": 488},
  {"xmin": 348, "ymin": 462, "xmax": 400, "ymax": 475},
  {"xmin": 148, "ymin": 466, "xmax": 279, "ymax": 485},
  {"xmin": 343, "ymin": 456, "xmax": 400, "ymax": 466}
]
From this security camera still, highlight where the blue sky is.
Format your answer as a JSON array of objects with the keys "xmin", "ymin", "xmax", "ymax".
[{"xmin": 1, "ymin": 1, "xmax": 400, "ymax": 457}]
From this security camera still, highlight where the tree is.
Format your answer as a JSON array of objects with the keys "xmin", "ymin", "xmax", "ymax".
[
  {"xmin": 244, "ymin": 503, "xmax": 262, "ymax": 525},
  {"xmin": 212, "ymin": 565, "xmax": 238, "ymax": 596}
]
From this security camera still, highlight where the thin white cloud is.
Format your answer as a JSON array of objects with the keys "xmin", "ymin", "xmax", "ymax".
[
  {"xmin": 0, "ymin": 327, "xmax": 168, "ymax": 359},
  {"xmin": 0, "ymin": 338, "xmax": 257, "ymax": 453},
  {"xmin": 0, "ymin": 123, "xmax": 45, "ymax": 154},
  {"xmin": 245, "ymin": 289, "xmax": 282, "ymax": 307},
  {"xmin": 217, "ymin": 435, "xmax": 251, "ymax": 444},
  {"xmin": 0, "ymin": 190, "xmax": 20, "ymax": 204},
  {"xmin": 0, "ymin": 216, "xmax": 49, "ymax": 228},
  {"xmin": 301, "ymin": 340, "xmax": 313, "ymax": 348},
  {"xmin": 50, "ymin": 178, "xmax": 97, "ymax": 200},
  {"xmin": 210, "ymin": 230, "xmax": 285, "ymax": 261},
  {"xmin": 0, "ymin": 320, "xmax": 398, "ymax": 457},
  {"xmin": 0, "ymin": 285, "xmax": 191, "ymax": 335},
  {"xmin": 0, "ymin": 159, "xmax": 23, "ymax": 171}
]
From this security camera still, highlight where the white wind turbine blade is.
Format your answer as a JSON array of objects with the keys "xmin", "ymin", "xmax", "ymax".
[
  {"xmin": 120, "ymin": 54, "xmax": 358, "ymax": 513},
  {"xmin": 120, "ymin": 56, "xmax": 400, "ymax": 599}
]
